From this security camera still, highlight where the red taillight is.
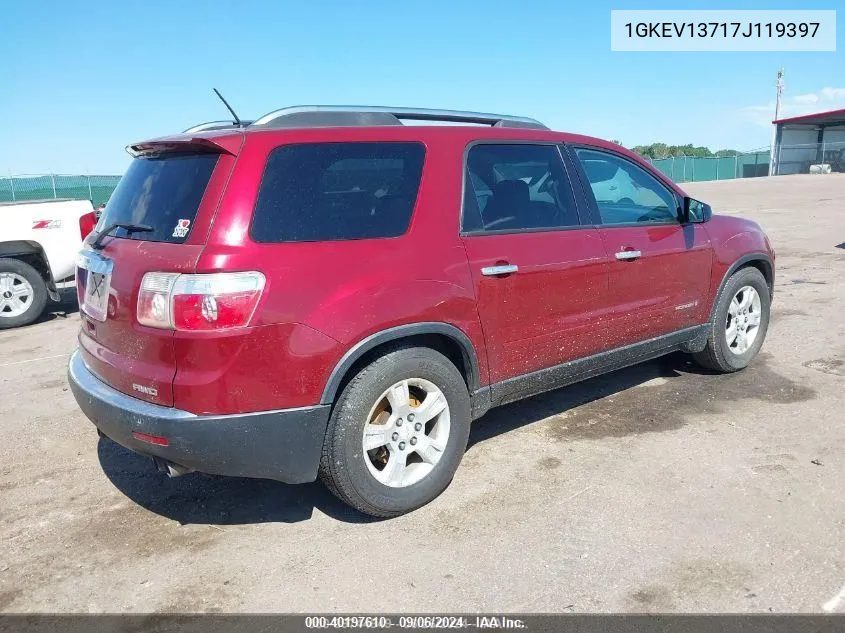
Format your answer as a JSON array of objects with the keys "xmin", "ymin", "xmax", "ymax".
[
  {"xmin": 132, "ymin": 431, "xmax": 169, "ymax": 446},
  {"xmin": 137, "ymin": 271, "xmax": 265, "ymax": 331},
  {"xmin": 172, "ymin": 290, "xmax": 264, "ymax": 330},
  {"xmin": 79, "ymin": 211, "xmax": 97, "ymax": 240}
]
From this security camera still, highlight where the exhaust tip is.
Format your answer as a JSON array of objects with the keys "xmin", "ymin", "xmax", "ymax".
[{"xmin": 152, "ymin": 457, "xmax": 193, "ymax": 478}]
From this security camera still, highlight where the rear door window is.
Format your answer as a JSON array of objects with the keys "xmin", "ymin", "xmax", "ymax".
[
  {"xmin": 251, "ymin": 142, "xmax": 425, "ymax": 242},
  {"xmin": 98, "ymin": 154, "xmax": 219, "ymax": 243},
  {"xmin": 462, "ymin": 144, "xmax": 580, "ymax": 232}
]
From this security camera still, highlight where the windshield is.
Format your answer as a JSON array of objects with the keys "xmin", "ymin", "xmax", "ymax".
[{"xmin": 97, "ymin": 154, "xmax": 218, "ymax": 243}]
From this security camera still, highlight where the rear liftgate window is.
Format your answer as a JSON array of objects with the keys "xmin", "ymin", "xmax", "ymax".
[
  {"xmin": 98, "ymin": 153, "xmax": 219, "ymax": 243},
  {"xmin": 251, "ymin": 142, "xmax": 426, "ymax": 242}
]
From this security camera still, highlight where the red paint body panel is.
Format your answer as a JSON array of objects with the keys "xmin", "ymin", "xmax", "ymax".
[
  {"xmin": 172, "ymin": 322, "xmax": 342, "ymax": 414},
  {"xmin": 462, "ymin": 229, "xmax": 610, "ymax": 382},
  {"xmin": 76, "ymin": 122, "xmax": 774, "ymax": 417},
  {"xmin": 701, "ymin": 215, "xmax": 775, "ymax": 311},
  {"xmin": 597, "ymin": 224, "xmax": 713, "ymax": 344}
]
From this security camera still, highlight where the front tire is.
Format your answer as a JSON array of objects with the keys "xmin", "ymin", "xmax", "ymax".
[
  {"xmin": 692, "ymin": 266, "xmax": 770, "ymax": 372},
  {"xmin": 318, "ymin": 346, "xmax": 471, "ymax": 518},
  {"xmin": 0, "ymin": 258, "xmax": 48, "ymax": 329}
]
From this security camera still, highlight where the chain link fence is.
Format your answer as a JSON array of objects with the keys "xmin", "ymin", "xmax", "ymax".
[
  {"xmin": 0, "ymin": 174, "xmax": 121, "ymax": 207},
  {"xmin": 648, "ymin": 150, "xmax": 771, "ymax": 183},
  {"xmin": 646, "ymin": 142, "xmax": 845, "ymax": 182}
]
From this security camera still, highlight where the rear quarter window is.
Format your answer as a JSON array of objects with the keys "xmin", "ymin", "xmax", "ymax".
[
  {"xmin": 98, "ymin": 154, "xmax": 219, "ymax": 243},
  {"xmin": 251, "ymin": 142, "xmax": 425, "ymax": 242}
]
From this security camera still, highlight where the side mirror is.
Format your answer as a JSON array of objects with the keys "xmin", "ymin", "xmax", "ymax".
[{"xmin": 680, "ymin": 197, "xmax": 712, "ymax": 224}]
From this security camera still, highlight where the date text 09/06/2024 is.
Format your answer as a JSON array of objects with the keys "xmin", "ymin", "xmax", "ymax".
[{"xmin": 304, "ymin": 615, "xmax": 527, "ymax": 629}]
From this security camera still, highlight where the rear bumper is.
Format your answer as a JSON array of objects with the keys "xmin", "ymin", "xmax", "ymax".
[{"xmin": 67, "ymin": 350, "xmax": 331, "ymax": 483}]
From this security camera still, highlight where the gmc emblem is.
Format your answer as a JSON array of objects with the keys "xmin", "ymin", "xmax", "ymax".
[{"xmin": 132, "ymin": 384, "xmax": 159, "ymax": 397}]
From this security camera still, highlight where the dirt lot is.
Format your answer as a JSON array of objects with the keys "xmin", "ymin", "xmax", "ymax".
[{"xmin": 1, "ymin": 175, "xmax": 843, "ymax": 613}]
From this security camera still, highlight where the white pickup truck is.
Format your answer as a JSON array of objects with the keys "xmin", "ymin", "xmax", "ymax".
[{"xmin": 0, "ymin": 199, "xmax": 98, "ymax": 329}]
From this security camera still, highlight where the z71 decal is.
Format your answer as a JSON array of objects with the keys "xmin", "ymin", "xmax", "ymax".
[{"xmin": 32, "ymin": 219, "xmax": 63, "ymax": 230}]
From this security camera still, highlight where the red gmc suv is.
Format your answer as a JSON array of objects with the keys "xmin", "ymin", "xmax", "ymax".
[{"xmin": 68, "ymin": 106, "xmax": 774, "ymax": 517}]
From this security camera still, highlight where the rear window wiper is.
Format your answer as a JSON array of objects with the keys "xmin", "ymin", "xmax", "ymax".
[{"xmin": 90, "ymin": 223, "xmax": 154, "ymax": 250}]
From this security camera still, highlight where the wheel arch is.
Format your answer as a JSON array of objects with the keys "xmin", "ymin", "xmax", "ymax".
[
  {"xmin": 0, "ymin": 240, "xmax": 57, "ymax": 296},
  {"xmin": 0, "ymin": 239, "xmax": 47, "ymax": 260},
  {"xmin": 320, "ymin": 322, "xmax": 482, "ymax": 406},
  {"xmin": 708, "ymin": 253, "xmax": 774, "ymax": 322}
]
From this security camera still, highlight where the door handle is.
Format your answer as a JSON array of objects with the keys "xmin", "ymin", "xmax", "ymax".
[
  {"xmin": 615, "ymin": 249, "xmax": 642, "ymax": 261},
  {"xmin": 481, "ymin": 264, "xmax": 519, "ymax": 276}
]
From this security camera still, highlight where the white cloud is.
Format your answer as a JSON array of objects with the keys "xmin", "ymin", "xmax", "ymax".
[
  {"xmin": 742, "ymin": 85, "xmax": 845, "ymax": 127},
  {"xmin": 820, "ymin": 87, "xmax": 845, "ymax": 100}
]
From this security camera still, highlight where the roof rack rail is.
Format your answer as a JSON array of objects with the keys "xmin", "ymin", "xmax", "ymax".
[
  {"xmin": 249, "ymin": 106, "xmax": 548, "ymax": 130},
  {"xmin": 182, "ymin": 120, "xmax": 254, "ymax": 133}
]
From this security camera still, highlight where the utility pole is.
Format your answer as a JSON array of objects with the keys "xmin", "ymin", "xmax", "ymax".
[{"xmin": 769, "ymin": 68, "xmax": 785, "ymax": 176}]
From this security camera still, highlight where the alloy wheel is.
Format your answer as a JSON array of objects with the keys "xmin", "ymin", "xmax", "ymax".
[
  {"xmin": 0, "ymin": 273, "xmax": 34, "ymax": 318},
  {"xmin": 362, "ymin": 378, "xmax": 451, "ymax": 488},
  {"xmin": 725, "ymin": 285, "xmax": 762, "ymax": 354}
]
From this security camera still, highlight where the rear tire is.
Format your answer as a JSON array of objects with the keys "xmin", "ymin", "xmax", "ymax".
[
  {"xmin": 0, "ymin": 258, "xmax": 48, "ymax": 329},
  {"xmin": 318, "ymin": 346, "xmax": 471, "ymax": 518},
  {"xmin": 692, "ymin": 266, "xmax": 770, "ymax": 373}
]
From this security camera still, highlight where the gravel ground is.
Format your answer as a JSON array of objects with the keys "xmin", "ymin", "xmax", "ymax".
[{"xmin": 1, "ymin": 174, "xmax": 843, "ymax": 613}]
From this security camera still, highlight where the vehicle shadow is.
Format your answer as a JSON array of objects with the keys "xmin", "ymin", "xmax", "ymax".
[
  {"xmin": 467, "ymin": 352, "xmax": 699, "ymax": 449},
  {"xmin": 97, "ymin": 437, "xmax": 377, "ymax": 525},
  {"xmin": 34, "ymin": 287, "xmax": 79, "ymax": 324},
  {"xmin": 98, "ymin": 352, "xmax": 703, "ymax": 526}
]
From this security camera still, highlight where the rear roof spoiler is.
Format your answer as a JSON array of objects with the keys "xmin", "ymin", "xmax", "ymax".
[{"xmin": 126, "ymin": 135, "xmax": 240, "ymax": 158}]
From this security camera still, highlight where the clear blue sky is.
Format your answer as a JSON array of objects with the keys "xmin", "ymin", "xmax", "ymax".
[{"xmin": 1, "ymin": 0, "xmax": 841, "ymax": 175}]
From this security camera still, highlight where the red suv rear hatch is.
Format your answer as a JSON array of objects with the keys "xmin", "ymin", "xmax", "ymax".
[{"xmin": 77, "ymin": 136, "xmax": 240, "ymax": 407}]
